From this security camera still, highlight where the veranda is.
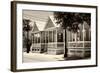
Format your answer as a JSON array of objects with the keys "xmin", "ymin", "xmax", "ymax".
[{"xmin": 30, "ymin": 17, "xmax": 91, "ymax": 58}]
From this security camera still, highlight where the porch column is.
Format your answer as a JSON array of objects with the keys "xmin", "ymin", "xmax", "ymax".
[
  {"xmin": 75, "ymin": 32, "xmax": 77, "ymax": 47},
  {"xmin": 83, "ymin": 24, "xmax": 85, "ymax": 47},
  {"xmin": 56, "ymin": 29, "xmax": 57, "ymax": 48},
  {"xmin": 63, "ymin": 29, "xmax": 65, "ymax": 51},
  {"xmin": 45, "ymin": 31, "xmax": 47, "ymax": 52},
  {"xmin": 37, "ymin": 33, "xmax": 38, "ymax": 44},
  {"xmin": 75, "ymin": 33, "xmax": 77, "ymax": 42},
  {"xmin": 40, "ymin": 32, "xmax": 41, "ymax": 43},
  {"xmin": 89, "ymin": 28, "xmax": 91, "ymax": 41},
  {"xmin": 68, "ymin": 31, "xmax": 70, "ymax": 42},
  {"xmin": 72, "ymin": 32, "xmax": 73, "ymax": 41},
  {"xmin": 52, "ymin": 30, "xmax": 53, "ymax": 42},
  {"xmin": 45, "ymin": 31, "xmax": 46, "ymax": 43},
  {"xmin": 40, "ymin": 32, "xmax": 41, "ymax": 52},
  {"xmin": 32, "ymin": 34, "xmax": 33, "ymax": 44},
  {"xmin": 34, "ymin": 33, "xmax": 35, "ymax": 43},
  {"xmin": 83, "ymin": 23, "xmax": 85, "ymax": 57},
  {"xmin": 48, "ymin": 31, "xmax": 49, "ymax": 43},
  {"xmin": 31, "ymin": 34, "xmax": 33, "ymax": 52}
]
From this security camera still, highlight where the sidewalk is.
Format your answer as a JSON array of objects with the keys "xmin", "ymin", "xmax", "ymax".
[
  {"xmin": 23, "ymin": 52, "xmax": 64, "ymax": 62},
  {"xmin": 23, "ymin": 52, "xmax": 89, "ymax": 63}
]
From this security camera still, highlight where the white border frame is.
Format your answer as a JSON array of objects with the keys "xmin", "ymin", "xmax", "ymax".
[{"xmin": 16, "ymin": 3, "xmax": 97, "ymax": 70}]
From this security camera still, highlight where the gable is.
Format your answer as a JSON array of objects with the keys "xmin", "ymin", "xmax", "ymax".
[
  {"xmin": 32, "ymin": 22, "xmax": 39, "ymax": 32},
  {"xmin": 44, "ymin": 17, "xmax": 55, "ymax": 29}
]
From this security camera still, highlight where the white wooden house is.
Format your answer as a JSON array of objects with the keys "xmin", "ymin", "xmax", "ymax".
[{"xmin": 30, "ymin": 16, "xmax": 91, "ymax": 57}]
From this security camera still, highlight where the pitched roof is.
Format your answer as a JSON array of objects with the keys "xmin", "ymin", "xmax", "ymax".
[
  {"xmin": 36, "ymin": 22, "xmax": 46, "ymax": 31},
  {"xmin": 31, "ymin": 15, "xmax": 90, "ymax": 33},
  {"xmin": 44, "ymin": 16, "xmax": 60, "ymax": 29},
  {"xmin": 31, "ymin": 15, "xmax": 59, "ymax": 32},
  {"xmin": 32, "ymin": 22, "xmax": 39, "ymax": 32},
  {"xmin": 49, "ymin": 16, "xmax": 59, "ymax": 27}
]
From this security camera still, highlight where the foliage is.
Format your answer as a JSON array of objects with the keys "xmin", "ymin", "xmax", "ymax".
[
  {"xmin": 23, "ymin": 19, "xmax": 31, "ymax": 31},
  {"xmin": 54, "ymin": 12, "xmax": 91, "ymax": 57},
  {"xmin": 54, "ymin": 12, "xmax": 91, "ymax": 32},
  {"xmin": 23, "ymin": 19, "xmax": 32, "ymax": 53}
]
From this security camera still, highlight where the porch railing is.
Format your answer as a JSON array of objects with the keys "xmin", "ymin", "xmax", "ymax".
[
  {"xmin": 32, "ymin": 41, "xmax": 91, "ymax": 48},
  {"xmin": 32, "ymin": 43, "xmax": 41, "ymax": 47},
  {"xmin": 67, "ymin": 41, "xmax": 91, "ymax": 48}
]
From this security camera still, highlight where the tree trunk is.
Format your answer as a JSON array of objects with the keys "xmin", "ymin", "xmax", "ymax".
[
  {"xmin": 26, "ymin": 31, "xmax": 30, "ymax": 53},
  {"xmin": 64, "ymin": 29, "xmax": 68, "ymax": 57}
]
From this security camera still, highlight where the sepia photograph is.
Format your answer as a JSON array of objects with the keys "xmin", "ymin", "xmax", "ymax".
[
  {"xmin": 22, "ymin": 10, "xmax": 91, "ymax": 63},
  {"xmin": 11, "ymin": 1, "xmax": 97, "ymax": 71}
]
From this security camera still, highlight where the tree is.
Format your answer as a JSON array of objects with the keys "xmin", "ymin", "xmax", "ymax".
[
  {"xmin": 54, "ymin": 12, "xmax": 90, "ymax": 57},
  {"xmin": 23, "ymin": 19, "xmax": 32, "ymax": 53}
]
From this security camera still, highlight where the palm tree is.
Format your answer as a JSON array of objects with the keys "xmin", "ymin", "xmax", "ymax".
[
  {"xmin": 54, "ymin": 12, "xmax": 90, "ymax": 57},
  {"xmin": 23, "ymin": 19, "xmax": 31, "ymax": 53}
]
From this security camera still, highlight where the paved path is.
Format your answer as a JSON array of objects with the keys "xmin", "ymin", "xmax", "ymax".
[
  {"xmin": 23, "ymin": 52, "xmax": 64, "ymax": 63},
  {"xmin": 23, "ymin": 52, "xmax": 89, "ymax": 63}
]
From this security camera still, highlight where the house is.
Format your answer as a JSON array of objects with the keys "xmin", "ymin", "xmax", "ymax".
[{"xmin": 30, "ymin": 16, "xmax": 91, "ymax": 58}]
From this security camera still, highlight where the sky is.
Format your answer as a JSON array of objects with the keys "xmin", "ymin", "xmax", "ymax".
[{"xmin": 23, "ymin": 10, "xmax": 53, "ymax": 30}]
